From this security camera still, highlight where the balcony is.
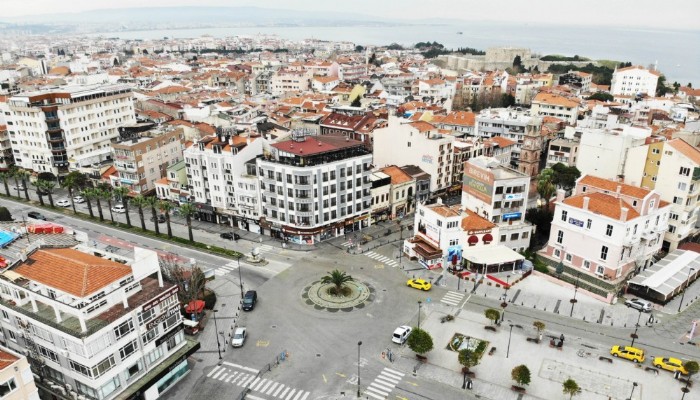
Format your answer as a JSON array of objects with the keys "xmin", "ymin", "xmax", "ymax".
[
  {"xmin": 294, "ymin": 210, "xmax": 314, "ymax": 217},
  {"xmin": 296, "ymin": 197, "xmax": 314, "ymax": 204}
]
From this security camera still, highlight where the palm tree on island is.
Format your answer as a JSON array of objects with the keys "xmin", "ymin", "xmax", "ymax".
[{"xmin": 321, "ymin": 269, "xmax": 354, "ymax": 296}]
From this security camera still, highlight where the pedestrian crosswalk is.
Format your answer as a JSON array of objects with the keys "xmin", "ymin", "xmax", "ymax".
[
  {"xmin": 257, "ymin": 244, "xmax": 274, "ymax": 254},
  {"xmin": 364, "ymin": 367, "xmax": 404, "ymax": 400},
  {"xmin": 207, "ymin": 363, "xmax": 310, "ymax": 400},
  {"xmin": 365, "ymin": 251, "xmax": 398, "ymax": 268},
  {"xmin": 340, "ymin": 240, "xmax": 355, "ymax": 247},
  {"xmin": 441, "ymin": 290, "xmax": 465, "ymax": 307},
  {"xmin": 214, "ymin": 260, "xmax": 239, "ymax": 276}
]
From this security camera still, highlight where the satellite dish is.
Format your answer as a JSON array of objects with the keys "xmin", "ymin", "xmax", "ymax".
[{"xmin": 252, "ymin": 247, "xmax": 260, "ymax": 256}]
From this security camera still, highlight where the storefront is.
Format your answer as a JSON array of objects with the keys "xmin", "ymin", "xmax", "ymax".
[
  {"xmin": 463, "ymin": 245, "xmax": 524, "ymax": 274},
  {"xmin": 404, "ymin": 236, "xmax": 443, "ymax": 270},
  {"xmin": 194, "ymin": 203, "xmax": 216, "ymax": 223}
]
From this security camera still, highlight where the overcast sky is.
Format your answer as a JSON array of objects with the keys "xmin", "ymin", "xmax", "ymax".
[{"xmin": 3, "ymin": 0, "xmax": 698, "ymax": 30}]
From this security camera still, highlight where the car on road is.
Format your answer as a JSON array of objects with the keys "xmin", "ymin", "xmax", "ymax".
[
  {"xmin": 653, "ymin": 356, "xmax": 688, "ymax": 374},
  {"xmin": 12, "ymin": 185, "xmax": 25, "ymax": 192},
  {"xmin": 624, "ymin": 298, "xmax": 652, "ymax": 312},
  {"xmin": 27, "ymin": 211, "xmax": 46, "ymax": 220},
  {"xmin": 610, "ymin": 345, "xmax": 645, "ymax": 363},
  {"xmin": 220, "ymin": 232, "xmax": 241, "ymax": 241},
  {"xmin": 392, "ymin": 325, "xmax": 412, "ymax": 344},
  {"xmin": 150, "ymin": 214, "xmax": 166, "ymax": 223},
  {"xmin": 406, "ymin": 278, "xmax": 431, "ymax": 291},
  {"xmin": 231, "ymin": 327, "xmax": 247, "ymax": 348},
  {"xmin": 242, "ymin": 290, "xmax": 257, "ymax": 311},
  {"xmin": 111, "ymin": 205, "xmax": 126, "ymax": 213},
  {"xmin": 56, "ymin": 199, "xmax": 71, "ymax": 207},
  {"xmin": 73, "ymin": 195, "xmax": 85, "ymax": 204}
]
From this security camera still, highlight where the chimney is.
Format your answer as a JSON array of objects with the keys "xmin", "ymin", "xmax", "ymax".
[
  {"xmin": 583, "ymin": 196, "xmax": 590, "ymax": 210},
  {"xmin": 621, "ymin": 207, "xmax": 629, "ymax": 222},
  {"xmin": 555, "ymin": 189, "xmax": 566, "ymax": 203},
  {"xmin": 615, "ymin": 185, "xmax": 622, "ymax": 197}
]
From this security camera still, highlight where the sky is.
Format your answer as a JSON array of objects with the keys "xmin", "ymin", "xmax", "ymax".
[{"xmin": 3, "ymin": 0, "xmax": 699, "ymax": 30}]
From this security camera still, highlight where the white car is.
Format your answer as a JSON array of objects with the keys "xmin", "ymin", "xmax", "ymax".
[
  {"xmin": 56, "ymin": 199, "xmax": 71, "ymax": 207},
  {"xmin": 231, "ymin": 327, "xmax": 247, "ymax": 348},
  {"xmin": 73, "ymin": 195, "xmax": 85, "ymax": 204},
  {"xmin": 392, "ymin": 325, "xmax": 412, "ymax": 344},
  {"xmin": 111, "ymin": 205, "xmax": 126, "ymax": 213},
  {"xmin": 624, "ymin": 298, "xmax": 652, "ymax": 312}
]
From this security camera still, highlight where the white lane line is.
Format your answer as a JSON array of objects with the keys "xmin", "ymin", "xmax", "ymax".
[
  {"xmin": 246, "ymin": 395, "xmax": 266, "ymax": 400},
  {"xmin": 222, "ymin": 361, "xmax": 259, "ymax": 374},
  {"xmin": 369, "ymin": 380, "xmax": 394, "ymax": 392},
  {"xmin": 292, "ymin": 390, "xmax": 304, "ymax": 400},
  {"xmin": 258, "ymin": 379, "xmax": 273, "ymax": 393},
  {"xmin": 206, "ymin": 366, "xmax": 221, "ymax": 378},
  {"xmin": 299, "ymin": 391, "xmax": 310, "ymax": 400},
  {"xmin": 284, "ymin": 389, "xmax": 297, "ymax": 400},
  {"xmin": 374, "ymin": 377, "xmax": 398, "ymax": 387},
  {"xmin": 264, "ymin": 381, "xmax": 278, "ymax": 394},
  {"xmin": 365, "ymin": 386, "xmax": 389, "ymax": 397},
  {"xmin": 272, "ymin": 384, "xmax": 285, "ymax": 397}
]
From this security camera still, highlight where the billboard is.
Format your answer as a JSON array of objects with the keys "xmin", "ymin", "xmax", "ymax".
[
  {"xmin": 417, "ymin": 219, "xmax": 440, "ymax": 245},
  {"xmin": 462, "ymin": 164, "xmax": 494, "ymax": 204}
]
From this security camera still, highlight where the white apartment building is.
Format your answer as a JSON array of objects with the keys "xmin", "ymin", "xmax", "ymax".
[
  {"xmin": 270, "ymin": 69, "xmax": 311, "ymax": 97},
  {"xmin": 541, "ymin": 176, "xmax": 670, "ymax": 290},
  {"xmin": 369, "ymin": 171, "xmax": 392, "ymax": 223},
  {"xmin": 576, "ymin": 125, "xmax": 651, "ymax": 180},
  {"xmin": 610, "ymin": 65, "xmax": 660, "ymax": 97},
  {"xmin": 338, "ymin": 62, "xmax": 366, "ymax": 81},
  {"xmin": 0, "ymin": 125, "xmax": 11, "ymax": 170},
  {"xmin": 624, "ymin": 138, "xmax": 700, "ymax": 251},
  {"xmin": 0, "ymin": 242, "xmax": 198, "ymax": 400},
  {"xmin": 460, "ymin": 156, "xmax": 533, "ymax": 251},
  {"xmin": 474, "ymin": 108, "xmax": 542, "ymax": 166},
  {"xmin": 0, "ymin": 346, "xmax": 39, "ymax": 400},
  {"xmin": 256, "ymin": 134, "xmax": 373, "ymax": 244},
  {"xmin": 530, "ymin": 92, "xmax": 579, "ymax": 125},
  {"xmin": 373, "ymin": 117, "xmax": 455, "ymax": 194},
  {"xmin": 185, "ymin": 133, "xmax": 265, "ymax": 228},
  {"xmin": 546, "ymin": 137, "xmax": 580, "ymax": 168},
  {"xmin": 1, "ymin": 84, "xmax": 135, "ymax": 176}
]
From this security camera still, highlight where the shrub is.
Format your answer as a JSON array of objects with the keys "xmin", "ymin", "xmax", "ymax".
[{"xmin": 202, "ymin": 290, "xmax": 217, "ymax": 310}]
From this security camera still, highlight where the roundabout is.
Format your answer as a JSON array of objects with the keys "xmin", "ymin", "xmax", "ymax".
[{"xmin": 303, "ymin": 279, "xmax": 374, "ymax": 311}]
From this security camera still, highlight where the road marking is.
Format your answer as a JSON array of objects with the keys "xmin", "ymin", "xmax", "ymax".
[
  {"xmin": 272, "ymin": 384, "xmax": 285, "ymax": 397},
  {"xmin": 256, "ymin": 340, "xmax": 270, "ymax": 347},
  {"xmin": 383, "ymin": 368, "xmax": 405, "ymax": 377},
  {"xmin": 206, "ymin": 365, "xmax": 221, "ymax": 378},
  {"xmin": 264, "ymin": 382, "xmax": 279, "ymax": 394},
  {"xmin": 396, "ymin": 396, "xmax": 409, "ymax": 400},
  {"xmin": 279, "ymin": 387, "xmax": 290, "ymax": 398},
  {"xmin": 245, "ymin": 395, "xmax": 266, "ymax": 400},
  {"xmin": 230, "ymin": 372, "xmax": 244, "ymax": 384},
  {"xmin": 292, "ymin": 390, "xmax": 305, "ymax": 400},
  {"xmin": 239, "ymin": 375, "xmax": 255, "ymax": 387},
  {"xmin": 210, "ymin": 368, "xmax": 225, "ymax": 380},
  {"xmin": 404, "ymin": 381, "xmax": 418, "ymax": 386},
  {"xmin": 222, "ymin": 361, "xmax": 259, "ymax": 374},
  {"xmin": 285, "ymin": 389, "xmax": 297, "ymax": 400},
  {"xmin": 366, "ymin": 386, "xmax": 389, "ymax": 397},
  {"xmin": 299, "ymin": 392, "xmax": 310, "ymax": 400},
  {"xmin": 365, "ymin": 392, "xmax": 384, "ymax": 400},
  {"xmin": 335, "ymin": 372, "xmax": 346, "ymax": 378},
  {"xmin": 248, "ymin": 377, "xmax": 261, "ymax": 389},
  {"xmin": 225, "ymin": 374, "xmax": 235, "ymax": 383},
  {"xmin": 322, "ymin": 374, "xmax": 327, "ymax": 383},
  {"xmin": 218, "ymin": 373, "xmax": 228, "ymax": 381},
  {"xmin": 441, "ymin": 291, "xmax": 465, "ymax": 306},
  {"xmin": 375, "ymin": 264, "xmax": 384, "ymax": 269},
  {"xmin": 370, "ymin": 380, "xmax": 394, "ymax": 392}
]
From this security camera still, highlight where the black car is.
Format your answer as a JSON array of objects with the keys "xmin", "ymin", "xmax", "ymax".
[
  {"xmin": 242, "ymin": 290, "xmax": 257, "ymax": 311},
  {"xmin": 220, "ymin": 232, "xmax": 241, "ymax": 241},
  {"xmin": 150, "ymin": 214, "xmax": 166, "ymax": 223},
  {"xmin": 27, "ymin": 211, "xmax": 46, "ymax": 220}
]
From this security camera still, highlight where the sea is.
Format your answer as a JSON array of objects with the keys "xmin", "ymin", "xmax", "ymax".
[{"xmin": 87, "ymin": 22, "xmax": 700, "ymax": 86}]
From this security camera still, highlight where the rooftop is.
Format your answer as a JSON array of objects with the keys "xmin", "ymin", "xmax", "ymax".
[
  {"xmin": 578, "ymin": 175, "xmax": 651, "ymax": 200},
  {"xmin": 0, "ymin": 349, "xmax": 18, "ymax": 371},
  {"xmin": 562, "ymin": 192, "xmax": 640, "ymax": 221},
  {"xmin": 271, "ymin": 134, "xmax": 365, "ymax": 157}
]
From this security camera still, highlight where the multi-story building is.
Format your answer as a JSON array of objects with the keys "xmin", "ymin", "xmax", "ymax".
[
  {"xmin": 154, "ymin": 160, "xmax": 189, "ymax": 203},
  {"xmin": 0, "ymin": 124, "xmax": 12, "ymax": 170},
  {"xmin": 256, "ymin": 133, "xmax": 373, "ymax": 243},
  {"xmin": 530, "ymin": 92, "xmax": 579, "ymax": 126},
  {"xmin": 624, "ymin": 138, "xmax": 700, "ymax": 251},
  {"xmin": 401, "ymin": 165, "xmax": 431, "ymax": 205},
  {"xmin": 558, "ymin": 71, "xmax": 592, "ymax": 93},
  {"xmin": 111, "ymin": 127, "xmax": 185, "ymax": 195},
  {"xmin": 373, "ymin": 117, "xmax": 455, "ymax": 195},
  {"xmin": 270, "ymin": 69, "xmax": 311, "ymax": 97},
  {"xmin": 369, "ymin": 171, "xmax": 391, "ymax": 223},
  {"xmin": 460, "ymin": 156, "xmax": 533, "ymax": 251},
  {"xmin": 540, "ymin": 176, "xmax": 670, "ymax": 293},
  {"xmin": 610, "ymin": 65, "xmax": 660, "ymax": 97},
  {"xmin": 338, "ymin": 62, "xmax": 365, "ymax": 82},
  {"xmin": 1, "ymin": 84, "xmax": 135, "ymax": 176},
  {"xmin": 0, "ymin": 243, "xmax": 199, "ymax": 400},
  {"xmin": 0, "ymin": 346, "xmax": 39, "ymax": 399},
  {"xmin": 379, "ymin": 165, "xmax": 416, "ymax": 219},
  {"xmin": 185, "ymin": 133, "xmax": 265, "ymax": 228},
  {"xmin": 546, "ymin": 136, "xmax": 580, "ymax": 168},
  {"xmin": 576, "ymin": 125, "xmax": 651, "ymax": 180},
  {"xmin": 474, "ymin": 109, "xmax": 542, "ymax": 167}
]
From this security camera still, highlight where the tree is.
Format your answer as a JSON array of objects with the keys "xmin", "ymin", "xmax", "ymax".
[
  {"xmin": 82, "ymin": 189, "xmax": 96, "ymax": 219},
  {"xmin": 532, "ymin": 321, "xmax": 545, "ymax": 342},
  {"xmin": 113, "ymin": 186, "xmax": 132, "ymax": 227},
  {"xmin": 562, "ymin": 378, "xmax": 581, "ymax": 399},
  {"xmin": 656, "ymin": 75, "xmax": 670, "ymax": 97},
  {"xmin": 355, "ymin": 45, "xmax": 365, "ymax": 52},
  {"xmin": 63, "ymin": 171, "xmax": 87, "ymax": 214},
  {"xmin": 484, "ymin": 308, "xmax": 500, "ymax": 326},
  {"xmin": 550, "ymin": 163, "xmax": 581, "ymax": 192},
  {"xmin": 511, "ymin": 365, "xmax": 531, "ymax": 386},
  {"xmin": 586, "ymin": 92, "xmax": 614, "ymax": 102},
  {"xmin": 159, "ymin": 201, "xmax": 175, "ymax": 239},
  {"xmin": 15, "ymin": 170, "xmax": 31, "ymax": 201},
  {"xmin": 97, "ymin": 183, "xmax": 115, "ymax": 223},
  {"xmin": 0, "ymin": 172, "xmax": 11, "ymax": 197},
  {"xmin": 350, "ymin": 95, "xmax": 362, "ymax": 107},
  {"xmin": 179, "ymin": 203, "xmax": 197, "ymax": 242},
  {"xmin": 407, "ymin": 328, "xmax": 433, "ymax": 355},
  {"xmin": 0, "ymin": 207, "xmax": 12, "ymax": 221},
  {"xmin": 685, "ymin": 360, "xmax": 699, "ymax": 384},
  {"xmin": 320, "ymin": 269, "xmax": 354, "ymax": 295},
  {"xmin": 43, "ymin": 180, "xmax": 56, "ymax": 208},
  {"xmin": 147, "ymin": 196, "xmax": 161, "ymax": 235},
  {"xmin": 537, "ymin": 169, "xmax": 556, "ymax": 209},
  {"xmin": 160, "ymin": 255, "xmax": 207, "ymax": 306},
  {"xmin": 458, "ymin": 341, "xmax": 486, "ymax": 372},
  {"xmin": 525, "ymin": 207, "xmax": 554, "ymax": 238},
  {"xmin": 131, "ymin": 195, "xmax": 148, "ymax": 231},
  {"xmin": 32, "ymin": 180, "xmax": 45, "ymax": 207},
  {"xmin": 91, "ymin": 188, "xmax": 105, "ymax": 221}
]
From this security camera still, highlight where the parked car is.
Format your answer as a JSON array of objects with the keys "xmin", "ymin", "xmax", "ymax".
[
  {"xmin": 220, "ymin": 232, "xmax": 241, "ymax": 241},
  {"xmin": 406, "ymin": 278, "xmax": 432, "ymax": 291},
  {"xmin": 150, "ymin": 214, "xmax": 166, "ymax": 223},
  {"xmin": 27, "ymin": 211, "xmax": 46, "ymax": 220},
  {"xmin": 653, "ymin": 356, "xmax": 689, "ymax": 374},
  {"xmin": 111, "ymin": 205, "xmax": 126, "ymax": 213},
  {"xmin": 624, "ymin": 298, "xmax": 652, "ymax": 312},
  {"xmin": 242, "ymin": 290, "xmax": 257, "ymax": 311},
  {"xmin": 56, "ymin": 199, "xmax": 71, "ymax": 207},
  {"xmin": 392, "ymin": 325, "xmax": 412, "ymax": 344},
  {"xmin": 73, "ymin": 195, "xmax": 85, "ymax": 204},
  {"xmin": 610, "ymin": 345, "xmax": 645, "ymax": 363},
  {"xmin": 231, "ymin": 327, "xmax": 247, "ymax": 348}
]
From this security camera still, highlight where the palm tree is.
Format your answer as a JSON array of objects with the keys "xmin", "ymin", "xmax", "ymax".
[
  {"xmin": 92, "ymin": 189, "xmax": 105, "ymax": 221},
  {"xmin": 159, "ymin": 200, "xmax": 174, "ymax": 239},
  {"xmin": 320, "ymin": 269, "xmax": 354, "ymax": 295},
  {"xmin": 63, "ymin": 171, "xmax": 87, "ymax": 214},
  {"xmin": 32, "ymin": 180, "xmax": 46, "ymax": 206},
  {"xmin": 562, "ymin": 378, "xmax": 581, "ymax": 399},
  {"xmin": 147, "ymin": 196, "xmax": 161, "ymax": 235},
  {"xmin": 131, "ymin": 195, "xmax": 149, "ymax": 231},
  {"xmin": 537, "ymin": 168, "xmax": 556, "ymax": 209},
  {"xmin": 0, "ymin": 172, "xmax": 11, "ymax": 197},
  {"xmin": 8, "ymin": 166, "xmax": 20, "ymax": 198},
  {"xmin": 15, "ymin": 170, "xmax": 30, "ymax": 201},
  {"xmin": 43, "ymin": 180, "xmax": 56, "ymax": 208},
  {"xmin": 97, "ymin": 183, "xmax": 115, "ymax": 223},
  {"xmin": 179, "ymin": 203, "xmax": 197, "ymax": 242},
  {"xmin": 113, "ymin": 186, "xmax": 131, "ymax": 227},
  {"xmin": 82, "ymin": 189, "xmax": 96, "ymax": 219}
]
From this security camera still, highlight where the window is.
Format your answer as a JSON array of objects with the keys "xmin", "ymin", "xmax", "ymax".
[
  {"xmin": 680, "ymin": 167, "xmax": 691, "ymax": 176},
  {"xmin": 0, "ymin": 378, "xmax": 16, "ymax": 397},
  {"xmin": 449, "ymin": 239, "xmax": 459, "ymax": 246},
  {"xmin": 586, "ymin": 219, "xmax": 592, "ymax": 229},
  {"xmin": 583, "ymin": 260, "xmax": 590, "ymax": 269},
  {"xmin": 522, "ymin": 232, "xmax": 529, "ymax": 239},
  {"xmin": 510, "ymin": 233, "xmax": 519, "ymax": 241},
  {"xmin": 556, "ymin": 230, "xmax": 563, "ymax": 244},
  {"xmin": 554, "ymin": 249, "xmax": 560, "ymax": 257},
  {"xmin": 673, "ymin": 196, "xmax": 683, "ymax": 205},
  {"xmin": 38, "ymin": 345, "xmax": 60, "ymax": 363},
  {"xmin": 114, "ymin": 319, "xmax": 134, "ymax": 340},
  {"xmin": 91, "ymin": 355, "xmax": 116, "ymax": 378},
  {"xmin": 7, "ymin": 331, "xmax": 15, "ymax": 342},
  {"xmin": 126, "ymin": 361, "xmax": 143, "ymax": 381},
  {"xmin": 561, "ymin": 210, "xmax": 567, "ymax": 222},
  {"xmin": 100, "ymin": 376, "xmax": 121, "ymax": 398},
  {"xmin": 69, "ymin": 360, "xmax": 91, "ymax": 377},
  {"xmin": 678, "ymin": 182, "xmax": 688, "ymax": 191},
  {"xmin": 565, "ymin": 253, "xmax": 572, "ymax": 262},
  {"xmin": 600, "ymin": 246, "xmax": 608, "ymax": 260},
  {"xmin": 1, "ymin": 311, "xmax": 8, "ymax": 321},
  {"xmin": 605, "ymin": 224, "xmax": 613, "ymax": 236},
  {"xmin": 119, "ymin": 339, "xmax": 138, "ymax": 360},
  {"xmin": 500, "ymin": 235, "xmax": 506, "ymax": 242},
  {"xmin": 138, "ymin": 308, "xmax": 155, "ymax": 325},
  {"xmin": 146, "ymin": 346, "xmax": 164, "ymax": 366}
]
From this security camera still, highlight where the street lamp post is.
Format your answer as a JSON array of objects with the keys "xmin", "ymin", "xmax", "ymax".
[
  {"xmin": 357, "ymin": 341, "xmax": 362, "ymax": 398},
  {"xmin": 237, "ymin": 256, "xmax": 244, "ymax": 298},
  {"xmin": 506, "ymin": 323, "xmax": 514, "ymax": 358},
  {"xmin": 678, "ymin": 267, "xmax": 696, "ymax": 313},
  {"xmin": 630, "ymin": 310, "xmax": 643, "ymax": 347},
  {"xmin": 627, "ymin": 381, "xmax": 638, "ymax": 400},
  {"xmin": 417, "ymin": 301, "xmax": 422, "ymax": 330},
  {"xmin": 570, "ymin": 272, "xmax": 581, "ymax": 317},
  {"xmin": 213, "ymin": 309, "xmax": 222, "ymax": 360},
  {"xmin": 500, "ymin": 276, "xmax": 509, "ymax": 324}
]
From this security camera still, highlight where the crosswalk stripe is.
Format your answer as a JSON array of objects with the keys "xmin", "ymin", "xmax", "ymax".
[
  {"xmin": 292, "ymin": 390, "xmax": 304, "ymax": 400},
  {"xmin": 273, "ymin": 384, "xmax": 285, "ymax": 397},
  {"xmin": 246, "ymin": 395, "xmax": 266, "ymax": 400},
  {"xmin": 383, "ymin": 367, "xmax": 405, "ymax": 377},
  {"xmin": 225, "ymin": 374, "xmax": 234, "ymax": 383},
  {"xmin": 218, "ymin": 373, "xmax": 228, "ymax": 381},
  {"xmin": 370, "ymin": 380, "xmax": 394, "ymax": 392},
  {"xmin": 230, "ymin": 372, "xmax": 243, "ymax": 384},
  {"xmin": 239, "ymin": 375, "xmax": 255, "ymax": 387},
  {"xmin": 364, "ymin": 392, "xmax": 384, "ymax": 400},
  {"xmin": 258, "ymin": 380, "xmax": 273, "ymax": 393},
  {"xmin": 279, "ymin": 387, "xmax": 290, "ymax": 398},
  {"xmin": 264, "ymin": 381, "xmax": 278, "ymax": 394},
  {"xmin": 375, "ymin": 376, "xmax": 399, "ymax": 386},
  {"xmin": 219, "ymin": 265, "xmax": 236, "ymax": 271},
  {"xmin": 299, "ymin": 391, "xmax": 310, "ymax": 400},
  {"xmin": 215, "ymin": 270, "xmax": 227, "ymax": 276},
  {"xmin": 248, "ymin": 377, "xmax": 261, "ymax": 389},
  {"xmin": 285, "ymin": 389, "xmax": 297, "ymax": 400},
  {"xmin": 365, "ymin": 386, "xmax": 389, "ymax": 396},
  {"xmin": 206, "ymin": 366, "xmax": 221, "ymax": 378},
  {"xmin": 222, "ymin": 361, "xmax": 259, "ymax": 374},
  {"xmin": 210, "ymin": 368, "xmax": 225, "ymax": 380}
]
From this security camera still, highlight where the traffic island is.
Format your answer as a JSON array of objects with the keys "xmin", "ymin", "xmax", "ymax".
[{"xmin": 304, "ymin": 280, "xmax": 373, "ymax": 311}]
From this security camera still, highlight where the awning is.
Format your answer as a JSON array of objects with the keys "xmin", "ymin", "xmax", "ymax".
[
  {"xmin": 463, "ymin": 245, "xmax": 524, "ymax": 265},
  {"xmin": 629, "ymin": 249, "xmax": 700, "ymax": 297},
  {"xmin": 185, "ymin": 300, "xmax": 205, "ymax": 314}
]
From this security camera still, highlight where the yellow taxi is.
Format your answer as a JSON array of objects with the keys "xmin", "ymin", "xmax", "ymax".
[
  {"xmin": 653, "ymin": 357, "xmax": 688, "ymax": 374},
  {"xmin": 610, "ymin": 345, "xmax": 645, "ymax": 363},
  {"xmin": 406, "ymin": 278, "xmax": 432, "ymax": 291}
]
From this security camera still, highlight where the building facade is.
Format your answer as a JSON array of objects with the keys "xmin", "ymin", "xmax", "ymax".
[
  {"xmin": 0, "ymin": 346, "xmax": 39, "ymax": 400},
  {"xmin": 610, "ymin": 65, "xmax": 660, "ymax": 97}
]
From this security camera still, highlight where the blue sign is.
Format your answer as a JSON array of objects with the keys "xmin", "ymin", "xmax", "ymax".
[
  {"xmin": 502, "ymin": 212, "xmax": 522, "ymax": 220},
  {"xmin": 568, "ymin": 217, "xmax": 584, "ymax": 227}
]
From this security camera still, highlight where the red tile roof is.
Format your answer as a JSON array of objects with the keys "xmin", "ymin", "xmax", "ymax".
[
  {"xmin": 667, "ymin": 138, "xmax": 700, "ymax": 165},
  {"xmin": 270, "ymin": 134, "xmax": 364, "ymax": 156},
  {"xmin": 579, "ymin": 175, "xmax": 650, "ymax": 199},
  {"xmin": 563, "ymin": 192, "xmax": 640, "ymax": 221},
  {"xmin": 380, "ymin": 165, "xmax": 413, "ymax": 184},
  {"xmin": 0, "ymin": 349, "xmax": 18, "ymax": 371}
]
